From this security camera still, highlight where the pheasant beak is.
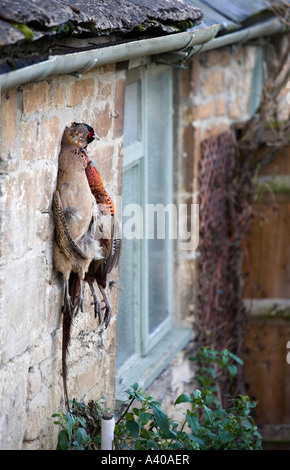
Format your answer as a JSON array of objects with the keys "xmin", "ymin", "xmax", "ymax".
[{"xmin": 93, "ymin": 133, "xmax": 100, "ymax": 141}]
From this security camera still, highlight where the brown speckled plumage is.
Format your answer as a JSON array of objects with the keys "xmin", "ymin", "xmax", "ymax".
[{"xmin": 52, "ymin": 123, "xmax": 103, "ymax": 407}]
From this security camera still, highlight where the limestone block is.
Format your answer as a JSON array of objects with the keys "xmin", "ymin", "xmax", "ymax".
[
  {"xmin": 203, "ymin": 49, "xmax": 231, "ymax": 67},
  {"xmin": 0, "ymin": 353, "xmax": 29, "ymax": 450},
  {"xmin": 27, "ymin": 367, "xmax": 42, "ymax": 400},
  {"xmin": 0, "ymin": 170, "xmax": 37, "ymax": 263},
  {"xmin": 24, "ymin": 391, "xmax": 50, "ymax": 441},
  {"xmin": 68, "ymin": 79, "xmax": 95, "ymax": 107},
  {"xmin": 194, "ymin": 101, "xmax": 214, "ymax": 120},
  {"xmin": 37, "ymin": 116, "xmax": 61, "ymax": 161},
  {"xmin": 0, "ymin": 88, "xmax": 18, "ymax": 160},
  {"xmin": 36, "ymin": 166, "xmax": 56, "ymax": 213},
  {"xmin": 215, "ymin": 97, "xmax": 227, "ymax": 115},
  {"xmin": 94, "ymin": 143, "xmax": 115, "ymax": 186},
  {"xmin": 84, "ymin": 102, "xmax": 112, "ymax": 139},
  {"xmin": 0, "ymin": 254, "xmax": 48, "ymax": 363},
  {"xmin": 20, "ymin": 120, "xmax": 38, "ymax": 164},
  {"xmin": 23, "ymin": 81, "xmax": 50, "ymax": 115},
  {"xmin": 203, "ymin": 70, "xmax": 225, "ymax": 96},
  {"xmin": 50, "ymin": 80, "xmax": 68, "ymax": 110},
  {"xmin": 95, "ymin": 75, "xmax": 112, "ymax": 101}
]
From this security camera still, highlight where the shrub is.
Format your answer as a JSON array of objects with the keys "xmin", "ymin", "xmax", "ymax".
[{"xmin": 52, "ymin": 347, "xmax": 262, "ymax": 450}]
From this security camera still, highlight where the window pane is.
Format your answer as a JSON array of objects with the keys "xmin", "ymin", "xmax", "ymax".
[
  {"xmin": 146, "ymin": 67, "xmax": 172, "ymax": 335},
  {"xmin": 116, "ymin": 162, "xmax": 142, "ymax": 368},
  {"xmin": 123, "ymin": 81, "xmax": 141, "ymax": 148}
]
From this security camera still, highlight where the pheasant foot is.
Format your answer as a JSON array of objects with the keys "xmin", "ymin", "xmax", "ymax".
[
  {"xmin": 99, "ymin": 285, "xmax": 112, "ymax": 328},
  {"xmin": 74, "ymin": 279, "xmax": 84, "ymax": 316},
  {"xmin": 89, "ymin": 281, "xmax": 102, "ymax": 323},
  {"xmin": 63, "ymin": 279, "xmax": 73, "ymax": 318}
]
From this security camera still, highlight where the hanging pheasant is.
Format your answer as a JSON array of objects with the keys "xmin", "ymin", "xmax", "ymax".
[
  {"xmin": 72, "ymin": 122, "xmax": 121, "ymax": 328},
  {"xmin": 52, "ymin": 122, "xmax": 103, "ymax": 406}
]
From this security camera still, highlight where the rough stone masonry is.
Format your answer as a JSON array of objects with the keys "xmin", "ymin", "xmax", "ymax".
[{"xmin": 0, "ymin": 64, "xmax": 124, "ymax": 449}]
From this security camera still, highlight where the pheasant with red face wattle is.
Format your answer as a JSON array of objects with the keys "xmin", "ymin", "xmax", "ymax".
[
  {"xmin": 52, "ymin": 122, "xmax": 103, "ymax": 406},
  {"xmin": 74, "ymin": 122, "xmax": 121, "ymax": 328}
]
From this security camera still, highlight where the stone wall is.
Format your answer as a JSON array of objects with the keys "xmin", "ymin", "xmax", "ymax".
[
  {"xmin": 0, "ymin": 39, "xmax": 287, "ymax": 450},
  {"xmin": 173, "ymin": 44, "xmax": 258, "ymax": 331},
  {"xmin": 153, "ymin": 43, "xmax": 264, "ymax": 422},
  {"xmin": 159, "ymin": 39, "xmax": 289, "ymax": 426},
  {"xmin": 0, "ymin": 64, "xmax": 125, "ymax": 450}
]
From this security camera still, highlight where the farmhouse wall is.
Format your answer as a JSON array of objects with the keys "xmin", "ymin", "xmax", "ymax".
[
  {"xmin": 0, "ymin": 64, "xmax": 125, "ymax": 449},
  {"xmin": 0, "ymin": 38, "xmax": 287, "ymax": 449}
]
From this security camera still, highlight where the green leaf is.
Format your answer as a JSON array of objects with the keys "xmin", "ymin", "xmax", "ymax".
[
  {"xmin": 76, "ymin": 416, "xmax": 87, "ymax": 428},
  {"xmin": 125, "ymin": 412, "xmax": 134, "ymax": 421},
  {"xmin": 193, "ymin": 389, "xmax": 202, "ymax": 400},
  {"xmin": 140, "ymin": 428, "xmax": 152, "ymax": 440},
  {"xmin": 227, "ymin": 364, "xmax": 237, "ymax": 378},
  {"xmin": 139, "ymin": 410, "xmax": 152, "ymax": 425},
  {"xmin": 75, "ymin": 427, "xmax": 90, "ymax": 445},
  {"xmin": 75, "ymin": 428, "xmax": 90, "ymax": 444},
  {"xmin": 146, "ymin": 439, "xmax": 159, "ymax": 450},
  {"xmin": 72, "ymin": 440, "xmax": 84, "ymax": 450},
  {"xmin": 204, "ymin": 367, "xmax": 216, "ymax": 378},
  {"xmin": 66, "ymin": 412, "xmax": 76, "ymax": 439},
  {"xmin": 56, "ymin": 429, "xmax": 70, "ymax": 450},
  {"xmin": 219, "ymin": 429, "xmax": 233, "ymax": 445},
  {"xmin": 203, "ymin": 405, "xmax": 213, "ymax": 424},
  {"xmin": 220, "ymin": 350, "xmax": 229, "ymax": 366},
  {"xmin": 126, "ymin": 420, "xmax": 139, "ymax": 438},
  {"xmin": 228, "ymin": 351, "xmax": 243, "ymax": 365},
  {"xmin": 150, "ymin": 403, "xmax": 170, "ymax": 436},
  {"xmin": 186, "ymin": 412, "xmax": 200, "ymax": 434},
  {"xmin": 174, "ymin": 393, "xmax": 193, "ymax": 405}
]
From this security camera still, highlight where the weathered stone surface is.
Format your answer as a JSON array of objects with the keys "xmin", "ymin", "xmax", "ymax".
[
  {"xmin": 0, "ymin": 66, "xmax": 123, "ymax": 449},
  {"xmin": 0, "ymin": 353, "xmax": 30, "ymax": 450},
  {"xmin": 0, "ymin": 88, "xmax": 18, "ymax": 160},
  {"xmin": 68, "ymin": 79, "xmax": 95, "ymax": 107},
  {"xmin": 0, "ymin": 19, "xmax": 25, "ymax": 46},
  {"xmin": 0, "ymin": 33, "xmax": 280, "ymax": 451},
  {"xmin": 0, "ymin": 0, "xmax": 203, "ymax": 47},
  {"xmin": 0, "ymin": 0, "xmax": 75, "ymax": 28}
]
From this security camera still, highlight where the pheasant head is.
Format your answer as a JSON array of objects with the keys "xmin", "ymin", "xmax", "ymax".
[
  {"xmin": 62, "ymin": 122, "xmax": 98, "ymax": 149},
  {"xmin": 72, "ymin": 122, "xmax": 100, "ymax": 146}
]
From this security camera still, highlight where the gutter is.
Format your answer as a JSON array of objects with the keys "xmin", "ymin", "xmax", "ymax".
[
  {"xmin": 195, "ymin": 16, "xmax": 287, "ymax": 53},
  {"xmin": 0, "ymin": 25, "xmax": 218, "ymax": 91},
  {"xmin": 0, "ymin": 17, "xmax": 286, "ymax": 91}
]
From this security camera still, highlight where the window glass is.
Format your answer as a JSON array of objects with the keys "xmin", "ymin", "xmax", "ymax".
[
  {"xmin": 123, "ymin": 81, "xmax": 142, "ymax": 148},
  {"xmin": 116, "ymin": 163, "xmax": 142, "ymax": 368},
  {"xmin": 146, "ymin": 67, "xmax": 173, "ymax": 336},
  {"xmin": 117, "ymin": 64, "xmax": 173, "ymax": 371}
]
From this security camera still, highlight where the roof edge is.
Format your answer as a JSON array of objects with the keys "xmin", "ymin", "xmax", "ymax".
[
  {"xmin": 0, "ymin": 17, "xmax": 287, "ymax": 91},
  {"xmin": 0, "ymin": 25, "xmax": 218, "ymax": 91}
]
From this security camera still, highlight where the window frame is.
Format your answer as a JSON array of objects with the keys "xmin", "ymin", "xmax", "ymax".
[{"xmin": 116, "ymin": 62, "xmax": 192, "ymax": 403}]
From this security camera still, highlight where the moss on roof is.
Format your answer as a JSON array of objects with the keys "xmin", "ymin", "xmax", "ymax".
[{"xmin": 0, "ymin": 0, "xmax": 203, "ymax": 46}]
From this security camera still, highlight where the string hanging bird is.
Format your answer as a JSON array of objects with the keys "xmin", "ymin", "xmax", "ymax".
[
  {"xmin": 52, "ymin": 122, "xmax": 103, "ymax": 406},
  {"xmin": 74, "ymin": 122, "xmax": 122, "ymax": 328}
]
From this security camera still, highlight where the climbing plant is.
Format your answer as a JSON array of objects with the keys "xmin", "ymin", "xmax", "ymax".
[{"xmin": 197, "ymin": 30, "xmax": 289, "ymax": 401}]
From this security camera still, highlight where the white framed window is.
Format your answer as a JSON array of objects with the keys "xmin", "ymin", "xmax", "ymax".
[{"xmin": 116, "ymin": 62, "xmax": 191, "ymax": 401}]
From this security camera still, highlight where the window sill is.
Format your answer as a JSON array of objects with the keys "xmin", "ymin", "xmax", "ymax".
[{"xmin": 115, "ymin": 325, "xmax": 193, "ymax": 405}]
